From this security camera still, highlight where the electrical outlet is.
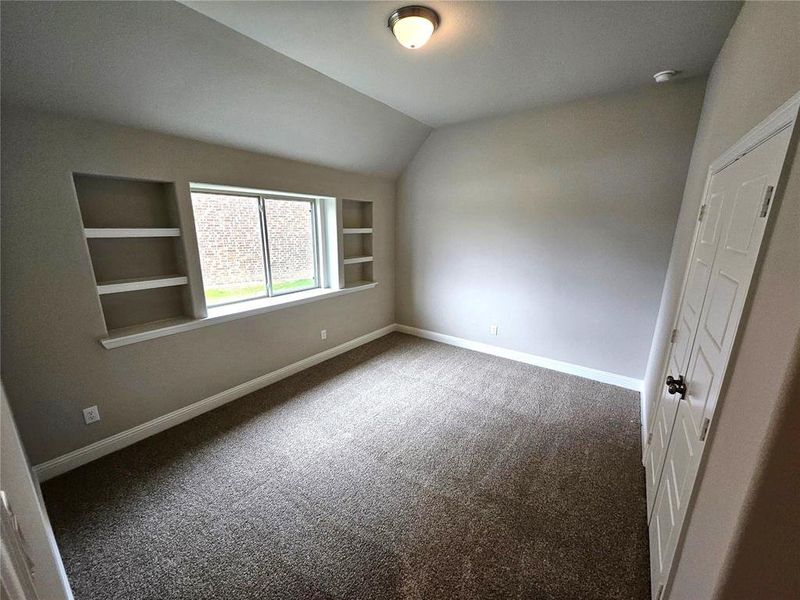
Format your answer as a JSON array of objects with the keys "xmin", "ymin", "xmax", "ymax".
[
  {"xmin": 490, "ymin": 324, "xmax": 499, "ymax": 336},
  {"xmin": 83, "ymin": 405, "xmax": 100, "ymax": 425},
  {"xmin": 320, "ymin": 329, "xmax": 327, "ymax": 340}
]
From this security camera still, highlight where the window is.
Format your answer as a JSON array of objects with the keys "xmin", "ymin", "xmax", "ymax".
[{"xmin": 191, "ymin": 186, "xmax": 320, "ymax": 307}]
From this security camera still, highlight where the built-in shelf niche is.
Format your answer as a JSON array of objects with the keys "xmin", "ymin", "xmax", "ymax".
[
  {"xmin": 342, "ymin": 199, "xmax": 372, "ymax": 230},
  {"xmin": 341, "ymin": 199, "xmax": 374, "ymax": 287},
  {"xmin": 73, "ymin": 173, "xmax": 191, "ymax": 336},
  {"xmin": 99, "ymin": 286, "xmax": 187, "ymax": 330}
]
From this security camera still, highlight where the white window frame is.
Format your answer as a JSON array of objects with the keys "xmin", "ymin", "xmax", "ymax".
[{"xmin": 190, "ymin": 183, "xmax": 332, "ymax": 309}]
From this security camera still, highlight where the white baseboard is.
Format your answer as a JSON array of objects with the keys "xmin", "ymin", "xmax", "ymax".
[
  {"xmin": 395, "ymin": 324, "xmax": 644, "ymax": 392},
  {"xmin": 35, "ymin": 322, "xmax": 643, "ymax": 482},
  {"xmin": 33, "ymin": 324, "xmax": 396, "ymax": 482},
  {"xmin": 640, "ymin": 390, "xmax": 650, "ymax": 463}
]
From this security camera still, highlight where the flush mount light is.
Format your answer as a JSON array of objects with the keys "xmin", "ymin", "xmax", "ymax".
[
  {"xmin": 388, "ymin": 5, "xmax": 440, "ymax": 50},
  {"xmin": 653, "ymin": 70, "xmax": 678, "ymax": 83}
]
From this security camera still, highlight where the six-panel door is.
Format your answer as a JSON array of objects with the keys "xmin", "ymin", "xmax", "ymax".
[
  {"xmin": 644, "ymin": 183, "xmax": 726, "ymax": 516},
  {"xmin": 648, "ymin": 126, "xmax": 792, "ymax": 598}
]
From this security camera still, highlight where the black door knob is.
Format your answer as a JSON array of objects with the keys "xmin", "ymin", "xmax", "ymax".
[{"xmin": 665, "ymin": 375, "xmax": 687, "ymax": 398}]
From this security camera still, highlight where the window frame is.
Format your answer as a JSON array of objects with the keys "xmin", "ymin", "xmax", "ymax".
[{"xmin": 190, "ymin": 184, "xmax": 326, "ymax": 309}]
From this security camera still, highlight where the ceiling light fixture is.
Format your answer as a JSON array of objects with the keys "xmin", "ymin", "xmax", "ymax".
[
  {"xmin": 388, "ymin": 5, "xmax": 440, "ymax": 50},
  {"xmin": 653, "ymin": 70, "xmax": 678, "ymax": 83}
]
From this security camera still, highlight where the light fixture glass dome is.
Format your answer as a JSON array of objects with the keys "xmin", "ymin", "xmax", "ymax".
[{"xmin": 388, "ymin": 6, "xmax": 440, "ymax": 50}]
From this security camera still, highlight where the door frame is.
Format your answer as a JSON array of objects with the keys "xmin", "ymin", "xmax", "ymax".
[
  {"xmin": 648, "ymin": 89, "xmax": 800, "ymax": 600},
  {"xmin": 0, "ymin": 386, "xmax": 74, "ymax": 600}
]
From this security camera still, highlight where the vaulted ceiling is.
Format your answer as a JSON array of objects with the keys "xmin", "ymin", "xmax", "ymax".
[
  {"xmin": 186, "ymin": 1, "xmax": 741, "ymax": 127},
  {"xmin": 0, "ymin": 1, "xmax": 430, "ymax": 177},
  {"xmin": 1, "ymin": 1, "xmax": 740, "ymax": 177}
]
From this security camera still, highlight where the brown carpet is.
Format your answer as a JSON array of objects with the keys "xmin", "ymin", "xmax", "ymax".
[{"xmin": 42, "ymin": 332, "xmax": 650, "ymax": 599}]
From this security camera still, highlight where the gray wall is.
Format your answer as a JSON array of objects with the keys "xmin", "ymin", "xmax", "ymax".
[
  {"xmin": 396, "ymin": 80, "xmax": 706, "ymax": 379},
  {"xmin": 642, "ymin": 3, "xmax": 800, "ymax": 599},
  {"xmin": 0, "ymin": 107, "xmax": 396, "ymax": 465}
]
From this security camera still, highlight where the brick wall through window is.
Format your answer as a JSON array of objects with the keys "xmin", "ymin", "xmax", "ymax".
[{"xmin": 192, "ymin": 193, "xmax": 314, "ymax": 290}]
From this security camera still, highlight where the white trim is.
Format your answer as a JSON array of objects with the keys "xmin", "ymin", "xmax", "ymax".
[
  {"xmin": 710, "ymin": 90, "xmax": 800, "ymax": 174},
  {"xmin": 344, "ymin": 280, "xmax": 375, "ymax": 289},
  {"xmin": 190, "ymin": 182, "xmax": 334, "ymax": 202},
  {"xmin": 1, "ymin": 387, "xmax": 74, "ymax": 600},
  {"xmin": 641, "ymin": 393, "xmax": 649, "ymax": 463},
  {"xmin": 343, "ymin": 255, "xmax": 373, "ymax": 265},
  {"xmin": 96, "ymin": 275, "xmax": 188, "ymax": 295},
  {"xmin": 395, "ymin": 324, "xmax": 643, "ymax": 391},
  {"xmin": 342, "ymin": 228, "xmax": 373, "ymax": 235},
  {"xmin": 84, "ymin": 228, "xmax": 181, "ymax": 238},
  {"xmin": 101, "ymin": 282, "xmax": 378, "ymax": 349},
  {"xmin": 34, "ymin": 324, "xmax": 396, "ymax": 482}
]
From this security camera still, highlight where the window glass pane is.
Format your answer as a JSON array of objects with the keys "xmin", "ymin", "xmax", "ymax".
[
  {"xmin": 265, "ymin": 199, "xmax": 317, "ymax": 295},
  {"xmin": 191, "ymin": 192, "xmax": 267, "ymax": 306}
]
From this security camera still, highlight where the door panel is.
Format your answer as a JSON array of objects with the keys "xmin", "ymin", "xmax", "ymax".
[
  {"xmin": 698, "ymin": 191, "xmax": 723, "ymax": 246},
  {"xmin": 648, "ymin": 125, "xmax": 793, "ymax": 598},
  {"xmin": 650, "ymin": 401, "xmax": 698, "ymax": 598},
  {"xmin": 672, "ymin": 311, "xmax": 693, "ymax": 370},
  {"xmin": 724, "ymin": 176, "xmax": 767, "ymax": 254},
  {"xmin": 684, "ymin": 258, "xmax": 711, "ymax": 317},
  {"xmin": 644, "ymin": 182, "xmax": 726, "ymax": 516},
  {"xmin": 646, "ymin": 389, "xmax": 672, "ymax": 510},
  {"xmin": 703, "ymin": 272, "xmax": 738, "ymax": 350},
  {"xmin": 685, "ymin": 347, "xmax": 714, "ymax": 433}
]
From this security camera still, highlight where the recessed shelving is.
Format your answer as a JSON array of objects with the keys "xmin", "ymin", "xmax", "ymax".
[
  {"xmin": 343, "ymin": 255, "xmax": 373, "ymax": 265},
  {"xmin": 85, "ymin": 228, "xmax": 181, "ymax": 238},
  {"xmin": 341, "ymin": 199, "xmax": 375, "ymax": 288},
  {"xmin": 73, "ymin": 173, "xmax": 193, "ymax": 338},
  {"xmin": 96, "ymin": 275, "xmax": 188, "ymax": 295}
]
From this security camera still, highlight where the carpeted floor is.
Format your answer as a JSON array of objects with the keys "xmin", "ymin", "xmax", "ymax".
[{"xmin": 42, "ymin": 333, "xmax": 650, "ymax": 600}]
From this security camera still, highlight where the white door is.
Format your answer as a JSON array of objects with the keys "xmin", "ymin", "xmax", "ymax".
[
  {"xmin": 644, "ymin": 177, "xmax": 726, "ymax": 516},
  {"xmin": 648, "ymin": 124, "xmax": 794, "ymax": 599},
  {"xmin": 1, "ymin": 386, "xmax": 74, "ymax": 600}
]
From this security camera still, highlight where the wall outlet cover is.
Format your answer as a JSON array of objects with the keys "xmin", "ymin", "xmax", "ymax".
[
  {"xmin": 490, "ymin": 324, "xmax": 499, "ymax": 336},
  {"xmin": 321, "ymin": 329, "xmax": 327, "ymax": 340},
  {"xmin": 83, "ymin": 405, "xmax": 100, "ymax": 425}
]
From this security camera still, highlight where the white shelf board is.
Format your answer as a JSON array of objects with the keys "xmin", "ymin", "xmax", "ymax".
[
  {"xmin": 96, "ymin": 275, "xmax": 188, "ymax": 295},
  {"xmin": 342, "ymin": 228, "xmax": 373, "ymax": 235},
  {"xmin": 344, "ymin": 280, "xmax": 376, "ymax": 289},
  {"xmin": 101, "ymin": 282, "xmax": 378, "ymax": 348},
  {"xmin": 343, "ymin": 255, "xmax": 374, "ymax": 265},
  {"xmin": 85, "ymin": 228, "xmax": 181, "ymax": 238}
]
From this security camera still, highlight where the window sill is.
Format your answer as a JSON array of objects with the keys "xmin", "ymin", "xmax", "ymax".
[{"xmin": 100, "ymin": 282, "xmax": 378, "ymax": 349}]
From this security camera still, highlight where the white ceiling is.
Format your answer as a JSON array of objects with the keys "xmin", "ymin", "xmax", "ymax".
[
  {"xmin": 1, "ymin": 1, "xmax": 741, "ymax": 178},
  {"xmin": 0, "ymin": 1, "xmax": 430, "ymax": 177},
  {"xmin": 184, "ymin": 1, "xmax": 742, "ymax": 127}
]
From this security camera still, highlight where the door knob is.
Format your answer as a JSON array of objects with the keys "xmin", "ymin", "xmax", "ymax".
[{"xmin": 666, "ymin": 375, "xmax": 687, "ymax": 399}]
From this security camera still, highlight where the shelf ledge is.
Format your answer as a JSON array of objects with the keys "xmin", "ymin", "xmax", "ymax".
[
  {"xmin": 97, "ymin": 275, "xmax": 188, "ymax": 295},
  {"xmin": 344, "ymin": 280, "xmax": 375, "ymax": 289},
  {"xmin": 85, "ymin": 228, "xmax": 181, "ymax": 238},
  {"xmin": 101, "ymin": 282, "xmax": 378, "ymax": 349},
  {"xmin": 343, "ymin": 255, "xmax": 374, "ymax": 265},
  {"xmin": 342, "ymin": 228, "xmax": 373, "ymax": 235}
]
